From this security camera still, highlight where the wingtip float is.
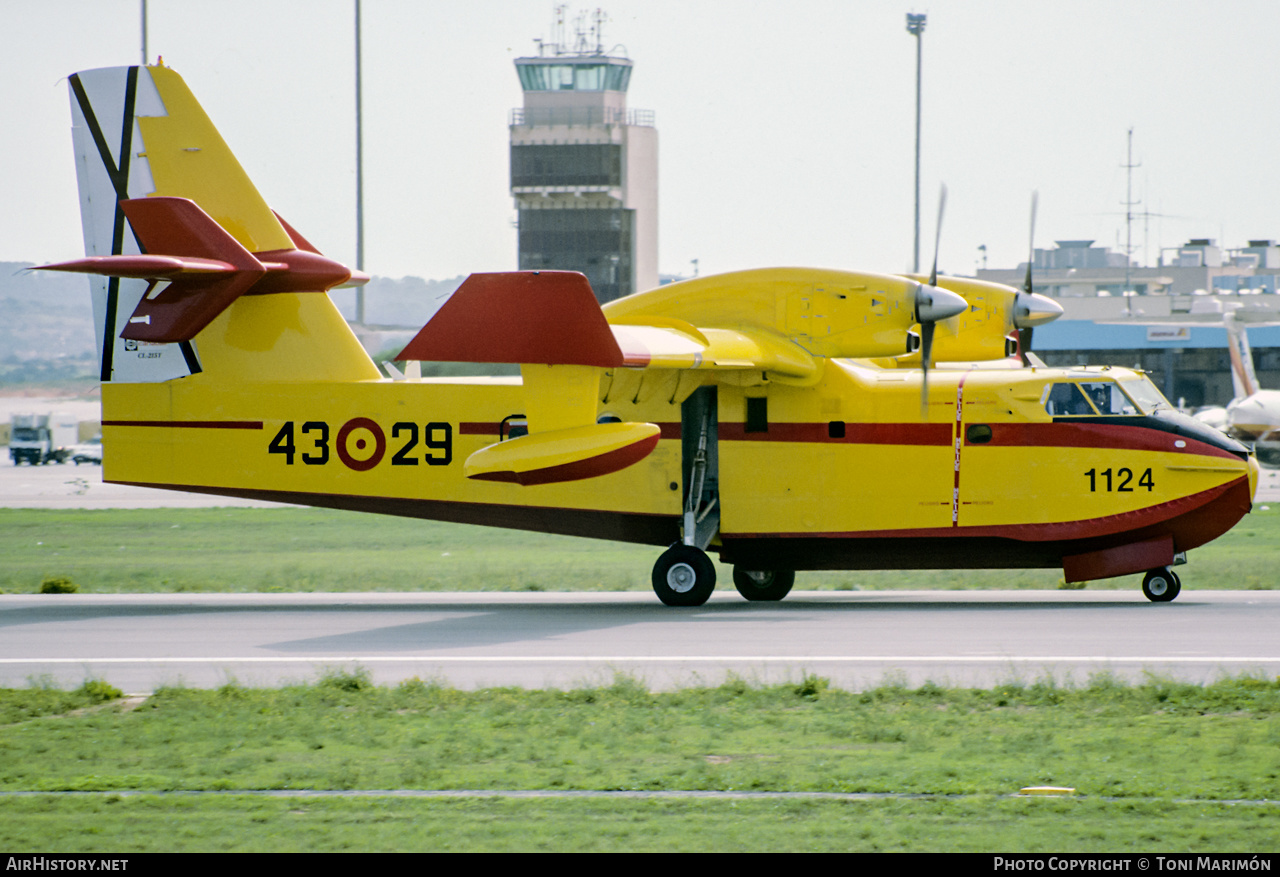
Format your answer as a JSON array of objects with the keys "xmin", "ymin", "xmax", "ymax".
[{"xmin": 37, "ymin": 64, "xmax": 1257, "ymax": 607}]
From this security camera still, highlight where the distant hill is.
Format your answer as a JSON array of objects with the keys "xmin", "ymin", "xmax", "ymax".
[
  {"xmin": 0, "ymin": 262, "xmax": 96, "ymax": 364},
  {"xmin": 328, "ymin": 275, "xmax": 465, "ymax": 327}
]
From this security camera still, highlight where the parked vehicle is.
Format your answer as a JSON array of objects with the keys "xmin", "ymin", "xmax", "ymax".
[
  {"xmin": 71, "ymin": 435, "xmax": 103, "ymax": 465},
  {"xmin": 9, "ymin": 414, "xmax": 79, "ymax": 465}
]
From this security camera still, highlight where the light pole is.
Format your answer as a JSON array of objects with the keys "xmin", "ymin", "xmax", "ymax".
[
  {"xmin": 354, "ymin": 0, "xmax": 365, "ymax": 325},
  {"xmin": 906, "ymin": 13, "xmax": 926, "ymax": 274}
]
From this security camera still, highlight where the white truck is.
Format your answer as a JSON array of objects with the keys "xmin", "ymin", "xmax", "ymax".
[{"xmin": 9, "ymin": 414, "xmax": 79, "ymax": 465}]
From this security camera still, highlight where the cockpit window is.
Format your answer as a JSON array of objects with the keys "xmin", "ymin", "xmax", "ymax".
[
  {"xmin": 1079, "ymin": 382, "xmax": 1139, "ymax": 416},
  {"xmin": 1042, "ymin": 383, "xmax": 1096, "ymax": 416},
  {"xmin": 1119, "ymin": 377, "xmax": 1174, "ymax": 415},
  {"xmin": 1042, "ymin": 380, "xmax": 1153, "ymax": 417}
]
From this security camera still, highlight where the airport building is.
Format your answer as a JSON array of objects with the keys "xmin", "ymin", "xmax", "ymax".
[
  {"xmin": 509, "ymin": 18, "xmax": 658, "ymax": 303},
  {"xmin": 978, "ymin": 239, "xmax": 1280, "ymax": 407}
]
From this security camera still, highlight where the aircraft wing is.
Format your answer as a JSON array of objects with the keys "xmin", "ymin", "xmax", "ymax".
[
  {"xmin": 394, "ymin": 270, "xmax": 893, "ymax": 484},
  {"xmin": 396, "ymin": 270, "xmax": 821, "ymax": 379},
  {"xmin": 393, "ymin": 268, "xmax": 974, "ymax": 485}
]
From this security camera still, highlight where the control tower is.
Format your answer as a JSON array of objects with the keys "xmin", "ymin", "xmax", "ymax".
[{"xmin": 510, "ymin": 11, "xmax": 657, "ymax": 302}]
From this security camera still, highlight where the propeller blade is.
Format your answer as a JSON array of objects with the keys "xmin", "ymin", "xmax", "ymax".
[
  {"xmin": 920, "ymin": 183, "xmax": 950, "ymax": 416},
  {"xmin": 929, "ymin": 185, "xmax": 947, "ymax": 287},
  {"xmin": 920, "ymin": 320, "xmax": 935, "ymax": 415},
  {"xmin": 1018, "ymin": 326, "xmax": 1034, "ymax": 367},
  {"xmin": 1014, "ymin": 192, "xmax": 1062, "ymax": 365},
  {"xmin": 1023, "ymin": 191, "xmax": 1038, "ymax": 296}
]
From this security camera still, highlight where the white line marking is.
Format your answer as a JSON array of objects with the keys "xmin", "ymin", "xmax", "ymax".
[{"xmin": 2, "ymin": 656, "xmax": 1278, "ymax": 665}]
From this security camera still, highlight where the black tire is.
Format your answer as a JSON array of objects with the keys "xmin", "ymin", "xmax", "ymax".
[
  {"xmin": 1142, "ymin": 568, "xmax": 1181, "ymax": 602},
  {"xmin": 732, "ymin": 567, "xmax": 795, "ymax": 602},
  {"xmin": 652, "ymin": 544, "xmax": 716, "ymax": 607}
]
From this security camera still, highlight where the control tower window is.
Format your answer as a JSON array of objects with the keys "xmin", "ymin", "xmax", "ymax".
[
  {"xmin": 516, "ymin": 62, "xmax": 632, "ymax": 92},
  {"xmin": 511, "ymin": 144, "xmax": 623, "ymax": 188}
]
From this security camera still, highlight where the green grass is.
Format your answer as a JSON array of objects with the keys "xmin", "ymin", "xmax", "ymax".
[
  {"xmin": 0, "ymin": 674, "xmax": 1276, "ymax": 851},
  {"xmin": 1, "ymin": 795, "xmax": 1273, "ymax": 853},
  {"xmin": 3, "ymin": 505, "xmax": 1278, "ymax": 593}
]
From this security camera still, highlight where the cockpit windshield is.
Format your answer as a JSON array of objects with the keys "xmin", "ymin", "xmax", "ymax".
[
  {"xmin": 1041, "ymin": 378, "xmax": 1159, "ymax": 417},
  {"xmin": 1118, "ymin": 377, "xmax": 1174, "ymax": 415}
]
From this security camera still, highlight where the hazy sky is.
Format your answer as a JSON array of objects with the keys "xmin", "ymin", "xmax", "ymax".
[{"xmin": 5, "ymin": 0, "xmax": 1279, "ymax": 283}]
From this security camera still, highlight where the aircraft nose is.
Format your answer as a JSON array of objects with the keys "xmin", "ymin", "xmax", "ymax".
[{"xmin": 1248, "ymin": 453, "xmax": 1260, "ymax": 501}]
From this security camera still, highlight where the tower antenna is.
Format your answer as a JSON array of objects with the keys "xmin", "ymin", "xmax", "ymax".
[{"xmin": 1122, "ymin": 127, "xmax": 1140, "ymax": 313}]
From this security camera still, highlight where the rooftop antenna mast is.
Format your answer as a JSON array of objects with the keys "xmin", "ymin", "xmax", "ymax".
[
  {"xmin": 553, "ymin": 4, "xmax": 567, "ymax": 55},
  {"xmin": 1122, "ymin": 127, "xmax": 1140, "ymax": 314},
  {"xmin": 593, "ymin": 8, "xmax": 607, "ymax": 54},
  {"xmin": 572, "ymin": 9, "xmax": 589, "ymax": 53}
]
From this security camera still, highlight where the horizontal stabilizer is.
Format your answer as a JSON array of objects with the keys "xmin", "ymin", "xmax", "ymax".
[
  {"xmin": 396, "ymin": 271, "xmax": 625, "ymax": 367},
  {"xmin": 37, "ymin": 197, "xmax": 359, "ymax": 343},
  {"xmin": 464, "ymin": 422, "xmax": 661, "ymax": 486}
]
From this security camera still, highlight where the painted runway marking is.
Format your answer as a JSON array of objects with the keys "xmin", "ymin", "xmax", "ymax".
[{"xmin": 3, "ymin": 655, "xmax": 1279, "ymax": 665}]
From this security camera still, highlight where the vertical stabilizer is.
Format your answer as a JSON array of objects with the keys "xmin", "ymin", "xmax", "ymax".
[
  {"xmin": 71, "ymin": 66, "xmax": 198, "ymax": 383},
  {"xmin": 1224, "ymin": 312, "xmax": 1259, "ymax": 400},
  {"xmin": 65, "ymin": 65, "xmax": 377, "ymax": 386}
]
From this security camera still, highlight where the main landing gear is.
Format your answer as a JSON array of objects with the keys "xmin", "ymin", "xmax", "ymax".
[
  {"xmin": 651, "ymin": 544, "xmax": 717, "ymax": 607},
  {"xmin": 650, "ymin": 545, "xmax": 798, "ymax": 606},
  {"xmin": 732, "ymin": 567, "xmax": 795, "ymax": 602},
  {"xmin": 1141, "ymin": 567, "xmax": 1182, "ymax": 602}
]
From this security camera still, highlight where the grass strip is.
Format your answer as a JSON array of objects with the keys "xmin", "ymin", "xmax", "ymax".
[
  {"xmin": 3, "ymin": 505, "xmax": 1279, "ymax": 593},
  {"xmin": 1, "ymin": 794, "xmax": 1274, "ymax": 852},
  {"xmin": 1, "ymin": 672, "xmax": 1277, "ymax": 851}
]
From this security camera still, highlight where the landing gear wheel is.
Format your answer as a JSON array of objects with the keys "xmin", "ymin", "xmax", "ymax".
[
  {"xmin": 1142, "ymin": 567, "xmax": 1182, "ymax": 602},
  {"xmin": 652, "ymin": 544, "xmax": 716, "ymax": 607},
  {"xmin": 732, "ymin": 567, "xmax": 796, "ymax": 602}
]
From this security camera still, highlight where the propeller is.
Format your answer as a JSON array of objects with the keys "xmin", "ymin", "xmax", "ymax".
[
  {"xmin": 914, "ymin": 185, "xmax": 967, "ymax": 414},
  {"xmin": 1013, "ymin": 191, "xmax": 1063, "ymax": 365}
]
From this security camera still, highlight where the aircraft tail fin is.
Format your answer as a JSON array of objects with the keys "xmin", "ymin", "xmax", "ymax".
[
  {"xmin": 49, "ymin": 65, "xmax": 376, "ymax": 384},
  {"xmin": 1224, "ymin": 312, "xmax": 1260, "ymax": 399}
]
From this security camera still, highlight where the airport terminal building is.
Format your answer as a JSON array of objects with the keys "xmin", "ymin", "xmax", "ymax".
[{"xmin": 978, "ymin": 239, "xmax": 1280, "ymax": 408}]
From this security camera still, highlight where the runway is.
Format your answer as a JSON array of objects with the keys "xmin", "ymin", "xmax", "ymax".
[
  {"xmin": 2, "ymin": 590, "xmax": 1277, "ymax": 693},
  {"xmin": 5, "ymin": 396, "xmax": 1279, "ymax": 693}
]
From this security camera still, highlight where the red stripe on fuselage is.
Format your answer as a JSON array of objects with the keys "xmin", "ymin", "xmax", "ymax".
[
  {"xmin": 460, "ymin": 422, "xmax": 501, "ymax": 436},
  {"xmin": 460, "ymin": 421, "xmax": 680, "ymax": 440},
  {"xmin": 102, "ymin": 420, "xmax": 263, "ymax": 429},
  {"xmin": 719, "ymin": 422, "xmax": 953, "ymax": 445}
]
